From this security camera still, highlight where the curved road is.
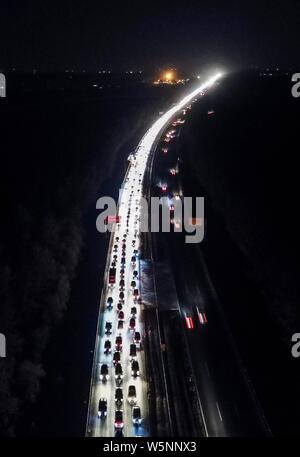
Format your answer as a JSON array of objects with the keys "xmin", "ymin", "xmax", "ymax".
[{"xmin": 86, "ymin": 73, "xmax": 223, "ymax": 437}]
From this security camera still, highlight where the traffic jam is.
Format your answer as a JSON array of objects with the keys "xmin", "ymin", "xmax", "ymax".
[
  {"xmin": 96, "ymin": 155, "xmax": 148, "ymax": 437},
  {"xmin": 87, "ymin": 73, "xmax": 222, "ymax": 437}
]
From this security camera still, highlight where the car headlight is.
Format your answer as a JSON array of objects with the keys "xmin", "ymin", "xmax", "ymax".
[{"xmin": 100, "ymin": 375, "xmax": 103, "ymax": 380}]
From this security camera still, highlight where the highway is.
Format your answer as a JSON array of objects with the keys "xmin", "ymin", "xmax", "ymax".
[
  {"xmin": 86, "ymin": 73, "xmax": 223, "ymax": 437},
  {"xmin": 150, "ymin": 105, "xmax": 270, "ymax": 436}
]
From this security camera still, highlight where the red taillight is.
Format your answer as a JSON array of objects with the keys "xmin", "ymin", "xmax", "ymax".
[{"xmin": 185, "ymin": 316, "xmax": 194, "ymax": 329}]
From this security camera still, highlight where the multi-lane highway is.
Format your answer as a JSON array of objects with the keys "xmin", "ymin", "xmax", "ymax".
[
  {"xmin": 86, "ymin": 73, "xmax": 223, "ymax": 437},
  {"xmin": 150, "ymin": 104, "xmax": 270, "ymax": 436}
]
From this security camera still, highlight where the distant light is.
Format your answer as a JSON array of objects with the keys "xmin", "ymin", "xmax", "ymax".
[{"xmin": 197, "ymin": 75, "xmax": 201, "ymax": 79}]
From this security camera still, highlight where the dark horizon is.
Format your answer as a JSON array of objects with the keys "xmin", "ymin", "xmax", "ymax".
[{"xmin": 1, "ymin": 0, "xmax": 300, "ymax": 73}]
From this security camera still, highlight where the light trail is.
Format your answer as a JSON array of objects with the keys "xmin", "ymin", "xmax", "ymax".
[{"xmin": 86, "ymin": 72, "xmax": 223, "ymax": 437}]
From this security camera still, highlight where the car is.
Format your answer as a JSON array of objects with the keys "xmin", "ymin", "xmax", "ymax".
[
  {"xmin": 119, "ymin": 291, "xmax": 124, "ymax": 301},
  {"xmin": 162, "ymin": 185, "xmax": 167, "ymax": 192},
  {"xmin": 100, "ymin": 364, "xmax": 108, "ymax": 382},
  {"xmin": 132, "ymin": 406, "xmax": 142, "ymax": 425},
  {"xmin": 120, "ymin": 268, "xmax": 125, "ymax": 276},
  {"xmin": 130, "ymin": 343, "xmax": 137, "ymax": 360},
  {"xmin": 104, "ymin": 340, "xmax": 111, "ymax": 354},
  {"xmin": 115, "ymin": 363, "xmax": 123, "ymax": 382},
  {"xmin": 121, "ymin": 257, "xmax": 126, "ymax": 265},
  {"xmin": 131, "ymin": 280, "xmax": 136, "ymax": 289},
  {"xmin": 196, "ymin": 306, "xmax": 207, "ymax": 325},
  {"xmin": 113, "ymin": 351, "xmax": 121, "ymax": 365},
  {"xmin": 134, "ymin": 331, "xmax": 141, "ymax": 346},
  {"xmin": 133, "ymin": 270, "xmax": 138, "ymax": 278},
  {"xmin": 113, "ymin": 254, "xmax": 118, "ymax": 261},
  {"xmin": 184, "ymin": 313, "xmax": 194, "ymax": 329},
  {"xmin": 115, "ymin": 335, "xmax": 122, "ymax": 350},
  {"xmin": 114, "ymin": 410, "xmax": 124, "ymax": 429},
  {"xmin": 107, "ymin": 297, "xmax": 113, "ymax": 309},
  {"xmin": 118, "ymin": 320, "xmax": 124, "ymax": 330},
  {"xmin": 131, "ymin": 256, "xmax": 136, "ymax": 265},
  {"xmin": 127, "ymin": 385, "xmax": 137, "ymax": 405},
  {"xmin": 131, "ymin": 306, "xmax": 137, "ymax": 317},
  {"xmin": 98, "ymin": 398, "xmax": 107, "ymax": 418},
  {"xmin": 115, "ymin": 388, "xmax": 123, "ymax": 408},
  {"xmin": 131, "ymin": 360, "xmax": 139, "ymax": 377},
  {"xmin": 133, "ymin": 289, "xmax": 140, "ymax": 301},
  {"xmin": 119, "ymin": 279, "xmax": 125, "ymax": 289},
  {"xmin": 109, "ymin": 267, "xmax": 116, "ymax": 284},
  {"xmin": 117, "ymin": 302, "xmax": 123, "ymax": 311},
  {"xmin": 105, "ymin": 321, "xmax": 112, "ymax": 334},
  {"xmin": 129, "ymin": 317, "xmax": 136, "ymax": 331}
]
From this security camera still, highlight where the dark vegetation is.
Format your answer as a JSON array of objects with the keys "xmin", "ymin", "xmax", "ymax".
[{"xmin": 0, "ymin": 78, "xmax": 182, "ymax": 436}]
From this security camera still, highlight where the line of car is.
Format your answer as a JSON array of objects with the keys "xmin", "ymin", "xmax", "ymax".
[{"xmin": 98, "ymin": 167, "xmax": 145, "ymax": 436}]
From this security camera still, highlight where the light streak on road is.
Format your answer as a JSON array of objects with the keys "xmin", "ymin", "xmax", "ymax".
[
  {"xmin": 216, "ymin": 402, "xmax": 223, "ymax": 422},
  {"xmin": 86, "ymin": 73, "xmax": 223, "ymax": 437}
]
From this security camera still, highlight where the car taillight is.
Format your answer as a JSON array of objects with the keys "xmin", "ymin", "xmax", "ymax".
[{"xmin": 185, "ymin": 316, "xmax": 194, "ymax": 329}]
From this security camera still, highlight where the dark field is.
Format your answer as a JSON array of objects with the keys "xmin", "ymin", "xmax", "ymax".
[{"xmin": 179, "ymin": 71, "xmax": 300, "ymax": 435}]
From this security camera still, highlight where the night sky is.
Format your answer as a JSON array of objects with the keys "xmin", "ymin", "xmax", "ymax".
[{"xmin": 1, "ymin": 0, "xmax": 300, "ymax": 72}]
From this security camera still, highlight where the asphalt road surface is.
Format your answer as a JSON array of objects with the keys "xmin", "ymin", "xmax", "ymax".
[
  {"xmin": 150, "ymin": 106, "xmax": 270, "ymax": 436},
  {"xmin": 86, "ymin": 73, "xmax": 223, "ymax": 437}
]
